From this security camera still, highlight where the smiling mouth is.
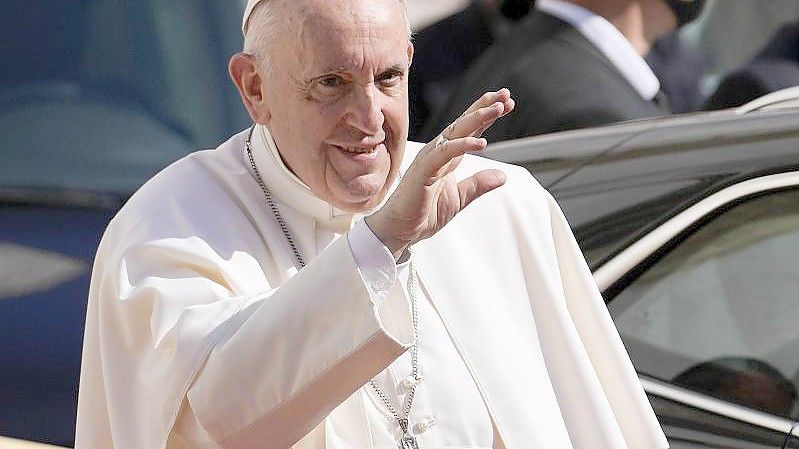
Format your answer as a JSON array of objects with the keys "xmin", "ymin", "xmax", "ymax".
[
  {"xmin": 332, "ymin": 142, "xmax": 386, "ymax": 157},
  {"xmin": 340, "ymin": 146, "xmax": 377, "ymax": 154}
]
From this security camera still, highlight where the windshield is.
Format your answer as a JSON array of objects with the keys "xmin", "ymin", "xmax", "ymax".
[{"xmin": 0, "ymin": 1, "xmax": 250, "ymax": 195}]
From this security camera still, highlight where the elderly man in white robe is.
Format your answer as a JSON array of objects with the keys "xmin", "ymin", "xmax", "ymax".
[{"xmin": 75, "ymin": 0, "xmax": 669, "ymax": 448}]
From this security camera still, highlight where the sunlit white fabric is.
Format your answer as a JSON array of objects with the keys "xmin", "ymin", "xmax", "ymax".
[
  {"xmin": 75, "ymin": 125, "xmax": 669, "ymax": 449},
  {"xmin": 168, "ymin": 126, "xmax": 495, "ymax": 449}
]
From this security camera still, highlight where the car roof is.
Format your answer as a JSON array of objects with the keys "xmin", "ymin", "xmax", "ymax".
[{"xmin": 483, "ymin": 109, "xmax": 799, "ymax": 267}]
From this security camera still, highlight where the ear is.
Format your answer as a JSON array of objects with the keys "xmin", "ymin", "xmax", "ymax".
[
  {"xmin": 407, "ymin": 41, "xmax": 415, "ymax": 70},
  {"xmin": 229, "ymin": 52, "xmax": 272, "ymax": 124}
]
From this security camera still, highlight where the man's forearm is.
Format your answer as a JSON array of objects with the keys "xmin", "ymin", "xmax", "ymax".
[{"xmin": 173, "ymin": 236, "xmax": 413, "ymax": 448}]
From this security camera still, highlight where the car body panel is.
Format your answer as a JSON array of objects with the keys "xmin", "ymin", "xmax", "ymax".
[
  {"xmin": 486, "ymin": 109, "xmax": 799, "ymax": 268},
  {"xmin": 594, "ymin": 171, "xmax": 799, "ymax": 291},
  {"xmin": 0, "ymin": 436, "xmax": 65, "ymax": 449},
  {"xmin": 485, "ymin": 110, "xmax": 799, "ymax": 448},
  {"xmin": 1, "ymin": 200, "xmax": 116, "ymax": 446}
]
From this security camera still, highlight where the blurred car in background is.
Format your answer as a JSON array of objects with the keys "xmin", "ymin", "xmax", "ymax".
[
  {"xmin": 487, "ymin": 103, "xmax": 799, "ymax": 448},
  {"xmin": 4, "ymin": 1, "xmax": 799, "ymax": 449},
  {"xmin": 1, "ymin": 1, "xmax": 249, "ymax": 447}
]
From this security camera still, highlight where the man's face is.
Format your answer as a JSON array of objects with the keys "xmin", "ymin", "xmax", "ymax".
[{"xmin": 258, "ymin": 0, "xmax": 413, "ymax": 213}]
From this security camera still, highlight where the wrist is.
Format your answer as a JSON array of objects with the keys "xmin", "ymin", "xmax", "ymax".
[{"xmin": 364, "ymin": 215, "xmax": 409, "ymax": 261}]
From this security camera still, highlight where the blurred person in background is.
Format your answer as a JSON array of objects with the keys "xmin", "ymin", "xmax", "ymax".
[
  {"xmin": 688, "ymin": 0, "xmax": 799, "ymax": 86},
  {"xmin": 409, "ymin": 0, "xmax": 533, "ymax": 140},
  {"xmin": 705, "ymin": 21, "xmax": 799, "ymax": 110},
  {"xmin": 424, "ymin": 0, "xmax": 706, "ymax": 142},
  {"xmin": 646, "ymin": 31, "xmax": 708, "ymax": 113}
]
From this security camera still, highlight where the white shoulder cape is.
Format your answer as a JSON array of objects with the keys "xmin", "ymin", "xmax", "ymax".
[{"xmin": 75, "ymin": 129, "xmax": 668, "ymax": 449}]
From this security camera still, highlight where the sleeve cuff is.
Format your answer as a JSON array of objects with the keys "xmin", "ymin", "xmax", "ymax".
[{"xmin": 347, "ymin": 218, "xmax": 398, "ymax": 308}]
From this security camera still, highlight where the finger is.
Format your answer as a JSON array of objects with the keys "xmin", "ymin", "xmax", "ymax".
[
  {"xmin": 500, "ymin": 97, "xmax": 515, "ymax": 118},
  {"xmin": 458, "ymin": 169, "xmax": 507, "ymax": 210},
  {"xmin": 463, "ymin": 88, "xmax": 512, "ymax": 117},
  {"xmin": 473, "ymin": 123, "xmax": 491, "ymax": 139},
  {"xmin": 425, "ymin": 136, "xmax": 487, "ymax": 177},
  {"xmin": 471, "ymin": 97, "xmax": 516, "ymax": 138},
  {"xmin": 446, "ymin": 102, "xmax": 505, "ymax": 139}
]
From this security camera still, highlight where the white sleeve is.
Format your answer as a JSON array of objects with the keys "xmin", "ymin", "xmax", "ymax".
[
  {"xmin": 115, "ymin": 234, "xmax": 414, "ymax": 449},
  {"xmin": 347, "ymin": 218, "xmax": 398, "ymax": 308}
]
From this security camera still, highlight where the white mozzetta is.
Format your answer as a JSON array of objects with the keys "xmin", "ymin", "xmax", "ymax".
[{"xmin": 76, "ymin": 125, "xmax": 668, "ymax": 449}]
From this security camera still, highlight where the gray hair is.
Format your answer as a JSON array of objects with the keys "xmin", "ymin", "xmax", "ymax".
[{"xmin": 243, "ymin": 0, "xmax": 411, "ymax": 74}]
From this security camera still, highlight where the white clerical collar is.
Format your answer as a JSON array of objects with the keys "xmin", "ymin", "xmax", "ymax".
[
  {"xmin": 536, "ymin": 0, "xmax": 660, "ymax": 101},
  {"xmin": 247, "ymin": 124, "xmax": 412, "ymax": 230}
]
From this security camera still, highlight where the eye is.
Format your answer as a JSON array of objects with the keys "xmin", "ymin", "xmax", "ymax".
[
  {"xmin": 319, "ymin": 75, "xmax": 345, "ymax": 88},
  {"xmin": 377, "ymin": 70, "xmax": 403, "ymax": 88},
  {"xmin": 305, "ymin": 74, "xmax": 350, "ymax": 102}
]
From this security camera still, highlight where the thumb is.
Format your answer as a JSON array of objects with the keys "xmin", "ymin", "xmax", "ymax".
[{"xmin": 458, "ymin": 169, "xmax": 507, "ymax": 210}]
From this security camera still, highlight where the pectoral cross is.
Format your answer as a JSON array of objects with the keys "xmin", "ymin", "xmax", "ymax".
[
  {"xmin": 399, "ymin": 435, "xmax": 419, "ymax": 449},
  {"xmin": 398, "ymin": 419, "xmax": 419, "ymax": 449}
]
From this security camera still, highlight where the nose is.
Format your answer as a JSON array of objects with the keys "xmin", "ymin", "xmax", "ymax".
[{"xmin": 344, "ymin": 83, "xmax": 386, "ymax": 141}]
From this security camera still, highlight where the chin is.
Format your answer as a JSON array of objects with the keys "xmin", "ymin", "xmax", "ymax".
[
  {"xmin": 347, "ymin": 172, "xmax": 390, "ymax": 195},
  {"xmin": 344, "ymin": 191, "xmax": 385, "ymax": 212},
  {"xmin": 333, "ymin": 185, "xmax": 388, "ymax": 213}
]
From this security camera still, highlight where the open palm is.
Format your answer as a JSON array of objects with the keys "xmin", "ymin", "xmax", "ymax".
[{"xmin": 367, "ymin": 89, "xmax": 515, "ymax": 258}]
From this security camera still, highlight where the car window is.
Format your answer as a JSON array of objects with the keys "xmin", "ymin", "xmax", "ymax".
[
  {"xmin": 0, "ymin": 1, "xmax": 248, "ymax": 195},
  {"xmin": 609, "ymin": 188, "xmax": 799, "ymax": 418}
]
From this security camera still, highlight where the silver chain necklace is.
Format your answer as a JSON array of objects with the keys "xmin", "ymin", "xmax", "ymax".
[{"xmin": 245, "ymin": 126, "xmax": 422, "ymax": 449}]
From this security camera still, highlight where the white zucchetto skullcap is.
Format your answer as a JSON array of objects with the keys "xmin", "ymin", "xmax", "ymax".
[{"xmin": 242, "ymin": 0, "xmax": 266, "ymax": 35}]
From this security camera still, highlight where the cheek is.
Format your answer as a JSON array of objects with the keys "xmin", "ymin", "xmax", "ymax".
[
  {"xmin": 288, "ymin": 105, "xmax": 343, "ymax": 152},
  {"xmin": 384, "ymin": 100, "xmax": 409, "ymax": 141}
]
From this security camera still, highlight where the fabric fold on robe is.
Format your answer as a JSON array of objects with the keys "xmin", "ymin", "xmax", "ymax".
[
  {"xmin": 76, "ymin": 129, "xmax": 417, "ymax": 449},
  {"xmin": 76, "ymin": 127, "xmax": 668, "ymax": 449}
]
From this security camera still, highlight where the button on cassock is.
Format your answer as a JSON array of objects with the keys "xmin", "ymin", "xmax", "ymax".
[{"xmin": 414, "ymin": 416, "xmax": 436, "ymax": 434}]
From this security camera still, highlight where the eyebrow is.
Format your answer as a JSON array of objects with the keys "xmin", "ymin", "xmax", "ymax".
[
  {"xmin": 380, "ymin": 64, "xmax": 408, "ymax": 74},
  {"xmin": 315, "ymin": 63, "xmax": 408, "ymax": 76}
]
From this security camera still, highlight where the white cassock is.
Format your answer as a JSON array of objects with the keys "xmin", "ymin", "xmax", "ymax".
[{"xmin": 75, "ymin": 125, "xmax": 669, "ymax": 449}]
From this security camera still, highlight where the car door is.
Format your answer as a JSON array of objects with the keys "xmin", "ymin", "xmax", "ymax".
[
  {"xmin": 784, "ymin": 424, "xmax": 799, "ymax": 448},
  {"xmin": 594, "ymin": 171, "xmax": 799, "ymax": 448}
]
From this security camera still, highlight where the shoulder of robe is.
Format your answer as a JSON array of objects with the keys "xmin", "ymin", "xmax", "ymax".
[
  {"xmin": 457, "ymin": 153, "xmax": 547, "ymax": 199},
  {"xmin": 426, "ymin": 153, "xmax": 556, "ymax": 231},
  {"xmin": 404, "ymin": 140, "xmax": 426, "ymax": 165},
  {"xmin": 406, "ymin": 140, "xmax": 545, "ymax": 202},
  {"xmin": 101, "ymin": 130, "xmax": 259, "ymax": 252}
]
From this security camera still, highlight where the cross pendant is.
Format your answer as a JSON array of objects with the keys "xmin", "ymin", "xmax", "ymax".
[
  {"xmin": 399, "ymin": 435, "xmax": 419, "ymax": 449},
  {"xmin": 397, "ymin": 418, "xmax": 419, "ymax": 449}
]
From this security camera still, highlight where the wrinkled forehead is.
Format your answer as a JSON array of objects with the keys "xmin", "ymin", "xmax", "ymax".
[
  {"xmin": 300, "ymin": 1, "xmax": 404, "ymax": 41},
  {"xmin": 301, "ymin": 6, "xmax": 410, "ymax": 70}
]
